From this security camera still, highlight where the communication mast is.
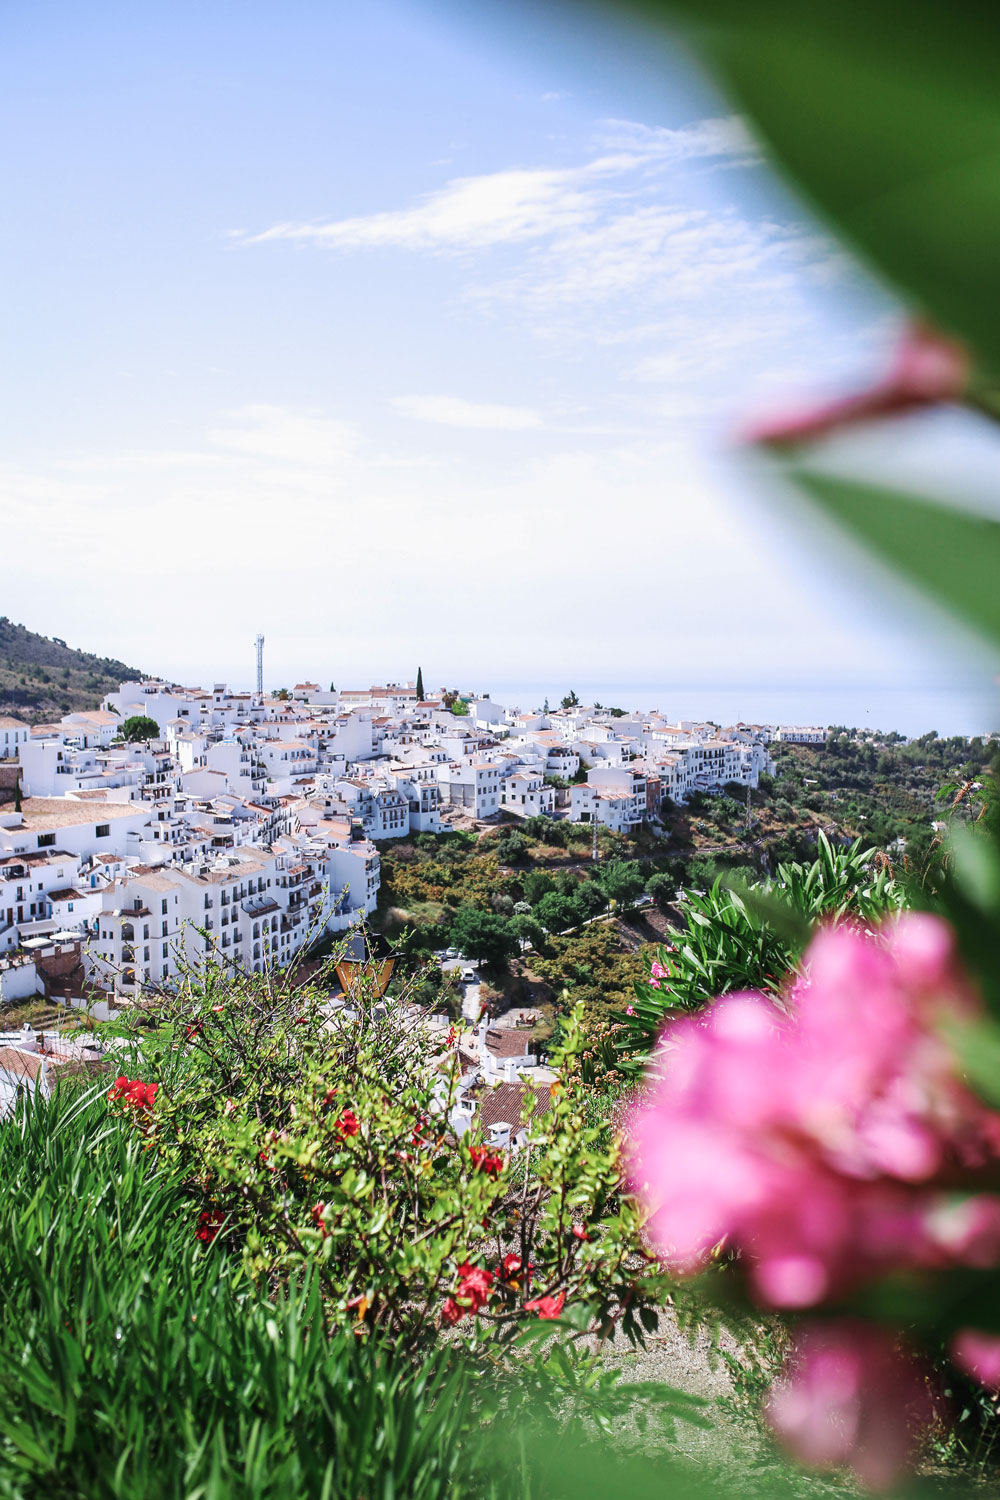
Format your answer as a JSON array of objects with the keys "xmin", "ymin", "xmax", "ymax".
[{"xmin": 254, "ymin": 634, "xmax": 265, "ymax": 697}]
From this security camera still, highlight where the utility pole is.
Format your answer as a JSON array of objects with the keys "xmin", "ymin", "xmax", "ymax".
[
  {"xmin": 746, "ymin": 784, "xmax": 752, "ymax": 831},
  {"xmin": 255, "ymin": 634, "xmax": 264, "ymax": 697}
]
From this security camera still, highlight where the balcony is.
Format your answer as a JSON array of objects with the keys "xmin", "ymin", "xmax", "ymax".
[{"xmin": 242, "ymin": 895, "xmax": 279, "ymax": 917}]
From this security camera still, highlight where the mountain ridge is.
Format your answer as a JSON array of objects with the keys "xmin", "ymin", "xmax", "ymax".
[{"xmin": 0, "ymin": 617, "xmax": 144, "ymax": 726}]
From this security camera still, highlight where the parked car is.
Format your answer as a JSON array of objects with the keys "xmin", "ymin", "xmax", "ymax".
[
  {"xmin": 444, "ymin": 947, "xmax": 459, "ymax": 959},
  {"xmin": 461, "ymin": 968, "xmax": 476, "ymax": 983}
]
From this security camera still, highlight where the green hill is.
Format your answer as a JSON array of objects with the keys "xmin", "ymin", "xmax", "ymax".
[{"xmin": 0, "ymin": 618, "xmax": 144, "ymax": 726}]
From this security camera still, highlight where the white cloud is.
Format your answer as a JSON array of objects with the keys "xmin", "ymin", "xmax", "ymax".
[
  {"xmin": 594, "ymin": 115, "xmax": 759, "ymax": 166},
  {"xmin": 241, "ymin": 116, "xmax": 755, "ymax": 256},
  {"xmin": 392, "ymin": 394, "xmax": 543, "ymax": 430},
  {"xmin": 207, "ymin": 404, "xmax": 358, "ymax": 466}
]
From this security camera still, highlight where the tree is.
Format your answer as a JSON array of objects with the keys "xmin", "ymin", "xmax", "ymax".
[
  {"xmin": 522, "ymin": 870, "xmax": 556, "ymax": 905},
  {"xmin": 415, "ymin": 666, "xmax": 424, "ymax": 700},
  {"xmin": 120, "ymin": 715, "xmax": 160, "ymax": 743},
  {"xmin": 535, "ymin": 891, "xmax": 586, "ymax": 933},
  {"xmin": 448, "ymin": 905, "xmax": 518, "ymax": 967},
  {"xmin": 329, "ymin": 681, "xmax": 336, "ymax": 692},
  {"xmin": 594, "ymin": 859, "xmax": 645, "ymax": 906},
  {"xmin": 494, "ymin": 831, "xmax": 528, "ymax": 865},
  {"xmin": 560, "ymin": 690, "xmax": 579, "ymax": 710},
  {"xmin": 511, "ymin": 913, "xmax": 546, "ymax": 951},
  {"xmin": 645, "ymin": 872, "xmax": 676, "ymax": 908}
]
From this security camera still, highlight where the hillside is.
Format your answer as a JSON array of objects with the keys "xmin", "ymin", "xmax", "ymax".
[{"xmin": 0, "ymin": 617, "xmax": 144, "ymax": 726}]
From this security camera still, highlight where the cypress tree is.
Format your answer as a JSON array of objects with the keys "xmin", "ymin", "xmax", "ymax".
[{"xmin": 416, "ymin": 666, "xmax": 424, "ymax": 700}]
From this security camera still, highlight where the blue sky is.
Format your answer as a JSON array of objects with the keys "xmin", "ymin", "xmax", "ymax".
[{"xmin": 2, "ymin": 0, "xmax": 993, "ymax": 700}]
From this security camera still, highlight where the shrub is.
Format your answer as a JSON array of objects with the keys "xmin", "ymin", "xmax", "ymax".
[{"xmin": 105, "ymin": 971, "xmax": 670, "ymax": 1360}]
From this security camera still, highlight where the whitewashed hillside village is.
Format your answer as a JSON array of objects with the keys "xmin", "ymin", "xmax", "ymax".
[{"xmin": 0, "ymin": 674, "xmax": 808, "ymax": 1014}]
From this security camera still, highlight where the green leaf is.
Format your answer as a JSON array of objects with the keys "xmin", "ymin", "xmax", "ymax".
[
  {"xmin": 625, "ymin": 0, "xmax": 1000, "ymax": 370},
  {"xmin": 785, "ymin": 466, "xmax": 1000, "ymax": 648}
]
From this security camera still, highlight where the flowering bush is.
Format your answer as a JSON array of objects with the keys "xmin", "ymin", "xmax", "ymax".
[
  {"xmin": 118, "ymin": 960, "xmax": 671, "ymax": 1357},
  {"xmin": 107, "ymin": 1076, "xmax": 159, "ymax": 1110},
  {"xmin": 629, "ymin": 910, "xmax": 1000, "ymax": 1486}
]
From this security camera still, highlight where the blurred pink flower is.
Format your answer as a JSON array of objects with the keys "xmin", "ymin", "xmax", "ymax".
[
  {"xmin": 766, "ymin": 1321, "xmax": 935, "ymax": 1491},
  {"xmin": 952, "ymin": 1328, "xmax": 1000, "ymax": 1391},
  {"xmin": 628, "ymin": 914, "xmax": 1000, "ymax": 1304},
  {"xmin": 743, "ymin": 321, "xmax": 969, "ymax": 448}
]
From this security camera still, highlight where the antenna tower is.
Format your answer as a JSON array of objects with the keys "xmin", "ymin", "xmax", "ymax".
[{"xmin": 255, "ymin": 634, "xmax": 265, "ymax": 696}]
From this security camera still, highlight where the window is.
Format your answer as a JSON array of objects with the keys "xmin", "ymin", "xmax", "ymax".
[
  {"xmin": 96, "ymin": 824, "xmax": 110, "ymax": 839},
  {"xmin": 161, "ymin": 899, "xmax": 168, "ymax": 915},
  {"xmin": 37, "ymin": 833, "xmax": 56, "ymax": 848}
]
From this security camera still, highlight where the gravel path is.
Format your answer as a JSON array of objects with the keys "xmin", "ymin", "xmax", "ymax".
[{"xmin": 594, "ymin": 1307, "xmax": 768, "ymax": 1469}]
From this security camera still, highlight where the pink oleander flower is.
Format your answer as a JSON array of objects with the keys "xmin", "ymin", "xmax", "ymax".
[
  {"xmin": 625, "ymin": 1005, "xmax": 636, "ymax": 1017},
  {"xmin": 743, "ymin": 320, "xmax": 970, "ymax": 449},
  {"xmin": 952, "ymin": 1328, "xmax": 1000, "ymax": 1391},
  {"xmin": 766, "ymin": 1321, "xmax": 935, "ymax": 1492},
  {"xmin": 650, "ymin": 960, "xmax": 669, "ymax": 980},
  {"xmin": 629, "ymin": 914, "xmax": 1000, "ymax": 1307}
]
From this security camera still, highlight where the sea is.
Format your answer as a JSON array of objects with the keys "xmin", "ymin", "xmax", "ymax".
[{"xmin": 485, "ymin": 684, "xmax": 1000, "ymax": 740}]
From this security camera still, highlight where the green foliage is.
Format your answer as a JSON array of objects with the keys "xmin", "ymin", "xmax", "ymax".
[
  {"xmin": 560, "ymin": 690, "xmax": 579, "ymax": 709},
  {"xmin": 593, "ymin": 859, "xmax": 645, "ymax": 907},
  {"xmin": 495, "ymin": 830, "xmax": 530, "ymax": 865},
  {"xmin": 523, "ymin": 869, "xmax": 557, "ymax": 905},
  {"xmin": 614, "ymin": 834, "xmax": 906, "ymax": 1070},
  {"xmin": 535, "ymin": 891, "xmax": 586, "ymax": 933},
  {"xmin": 416, "ymin": 666, "xmax": 424, "ymax": 700},
  {"xmin": 0, "ymin": 616, "xmax": 143, "ymax": 726},
  {"xmin": 119, "ymin": 714, "xmax": 161, "ymax": 743},
  {"xmin": 645, "ymin": 871, "xmax": 675, "ymax": 907},
  {"xmin": 112, "ymin": 972, "xmax": 672, "ymax": 1359},
  {"xmin": 449, "ymin": 904, "xmax": 519, "ymax": 966},
  {"xmin": 631, "ymin": 0, "xmax": 1000, "ymax": 373},
  {"xmin": 0, "ymin": 1087, "xmax": 496, "ymax": 1500}
]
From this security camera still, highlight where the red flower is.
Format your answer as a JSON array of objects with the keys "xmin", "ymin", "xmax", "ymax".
[
  {"xmin": 456, "ymin": 1262, "xmax": 493, "ymax": 1313},
  {"xmin": 445, "ymin": 1025, "xmax": 458, "ymax": 1048},
  {"xmin": 469, "ymin": 1143, "xmax": 504, "ymax": 1179},
  {"xmin": 499, "ymin": 1252, "xmax": 534, "ymax": 1286},
  {"xmin": 441, "ymin": 1296, "xmax": 464, "ymax": 1327},
  {"xmin": 107, "ymin": 1077, "xmax": 158, "ymax": 1110},
  {"xmin": 335, "ymin": 1109, "xmax": 360, "ymax": 1138},
  {"xmin": 571, "ymin": 1223, "xmax": 591, "ymax": 1242},
  {"xmin": 311, "ymin": 1201, "xmax": 329, "ymax": 1238},
  {"xmin": 526, "ymin": 1291, "xmax": 566, "ymax": 1320},
  {"xmin": 195, "ymin": 1209, "xmax": 225, "ymax": 1244}
]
